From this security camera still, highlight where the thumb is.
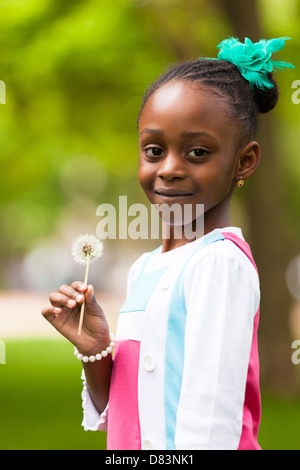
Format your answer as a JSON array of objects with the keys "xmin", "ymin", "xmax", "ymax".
[{"xmin": 84, "ymin": 284, "xmax": 99, "ymax": 310}]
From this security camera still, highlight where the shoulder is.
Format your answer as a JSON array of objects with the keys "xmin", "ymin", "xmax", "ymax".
[
  {"xmin": 183, "ymin": 238, "xmax": 260, "ymax": 318},
  {"xmin": 184, "ymin": 237, "xmax": 260, "ymax": 295},
  {"xmin": 190, "ymin": 236, "xmax": 257, "ymax": 272}
]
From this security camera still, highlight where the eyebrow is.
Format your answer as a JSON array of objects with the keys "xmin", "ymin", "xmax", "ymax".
[
  {"xmin": 139, "ymin": 128, "xmax": 215, "ymax": 139},
  {"xmin": 139, "ymin": 128, "xmax": 163, "ymax": 136}
]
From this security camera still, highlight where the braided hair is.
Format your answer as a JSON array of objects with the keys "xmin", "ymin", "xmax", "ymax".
[{"xmin": 138, "ymin": 58, "xmax": 279, "ymax": 142}]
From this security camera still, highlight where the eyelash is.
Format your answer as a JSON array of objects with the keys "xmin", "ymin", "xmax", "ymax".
[
  {"xmin": 144, "ymin": 147, "xmax": 164, "ymax": 157},
  {"xmin": 187, "ymin": 148, "xmax": 210, "ymax": 158},
  {"xmin": 143, "ymin": 146, "xmax": 210, "ymax": 159}
]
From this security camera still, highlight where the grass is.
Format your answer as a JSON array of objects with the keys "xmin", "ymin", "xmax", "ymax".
[
  {"xmin": 0, "ymin": 339, "xmax": 300, "ymax": 450},
  {"xmin": 259, "ymin": 393, "xmax": 300, "ymax": 450},
  {"xmin": 0, "ymin": 339, "xmax": 106, "ymax": 450}
]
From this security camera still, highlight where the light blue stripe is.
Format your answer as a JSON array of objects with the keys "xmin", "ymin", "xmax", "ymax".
[
  {"xmin": 164, "ymin": 232, "xmax": 225, "ymax": 449},
  {"xmin": 119, "ymin": 266, "xmax": 169, "ymax": 313},
  {"xmin": 119, "ymin": 246, "xmax": 165, "ymax": 314}
]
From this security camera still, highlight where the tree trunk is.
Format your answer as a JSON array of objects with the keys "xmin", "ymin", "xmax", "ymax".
[{"xmin": 221, "ymin": 0, "xmax": 298, "ymax": 394}]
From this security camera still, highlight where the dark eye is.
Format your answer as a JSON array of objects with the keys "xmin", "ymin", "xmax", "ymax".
[
  {"xmin": 144, "ymin": 147, "xmax": 164, "ymax": 157},
  {"xmin": 187, "ymin": 148, "xmax": 209, "ymax": 158}
]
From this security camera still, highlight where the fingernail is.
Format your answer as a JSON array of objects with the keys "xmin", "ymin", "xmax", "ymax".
[
  {"xmin": 67, "ymin": 299, "xmax": 76, "ymax": 307},
  {"xmin": 54, "ymin": 307, "xmax": 61, "ymax": 313},
  {"xmin": 76, "ymin": 294, "xmax": 84, "ymax": 302}
]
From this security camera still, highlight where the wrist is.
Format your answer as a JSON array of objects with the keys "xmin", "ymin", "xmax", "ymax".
[
  {"xmin": 74, "ymin": 332, "xmax": 115, "ymax": 363},
  {"xmin": 74, "ymin": 328, "xmax": 111, "ymax": 356}
]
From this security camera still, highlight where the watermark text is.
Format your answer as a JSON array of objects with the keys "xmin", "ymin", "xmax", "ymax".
[
  {"xmin": 0, "ymin": 340, "xmax": 6, "ymax": 364},
  {"xmin": 291, "ymin": 80, "xmax": 300, "ymax": 104},
  {"xmin": 291, "ymin": 339, "xmax": 300, "ymax": 365},
  {"xmin": 96, "ymin": 196, "xmax": 204, "ymax": 241},
  {"xmin": 0, "ymin": 81, "xmax": 5, "ymax": 104}
]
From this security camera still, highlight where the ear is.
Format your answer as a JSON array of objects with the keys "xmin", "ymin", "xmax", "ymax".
[{"xmin": 235, "ymin": 140, "xmax": 261, "ymax": 181}]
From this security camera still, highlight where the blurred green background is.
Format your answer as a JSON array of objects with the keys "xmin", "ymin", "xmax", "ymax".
[{"xmin": 0, "ymin": 0, "xmax": 300, "ymax": 450}]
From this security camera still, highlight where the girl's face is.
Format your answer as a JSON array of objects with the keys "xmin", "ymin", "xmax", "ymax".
[{"xmin": 138, "ymin": 81, "xmax": 244, "ymax": 238}]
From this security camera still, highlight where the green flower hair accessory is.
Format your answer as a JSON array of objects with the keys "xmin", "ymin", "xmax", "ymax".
[{"xmin": 216, "ymin": 37, "xmax": 295, "ymax": 90}]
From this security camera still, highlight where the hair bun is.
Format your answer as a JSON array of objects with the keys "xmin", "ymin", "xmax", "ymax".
[{"xmin": 252, "ymin": 73, "xmax": 279, "ymax": 113}]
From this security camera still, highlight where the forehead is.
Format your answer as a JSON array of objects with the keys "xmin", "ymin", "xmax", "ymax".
[{"xmin": 139, "ymin": 81, "xmax": 237, "ymax": 141}]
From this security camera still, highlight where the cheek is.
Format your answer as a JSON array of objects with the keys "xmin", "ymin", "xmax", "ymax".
[
  {"xmin": 138, "ymin": 159, "xmax": 153, "ymax": 192},
  {"xmin": 196, "ymin": 161, "xmax": 234, "ymax": 195},
  {"xmin": 194, "ymin": 166, "xmax": 219, "ymax": 188}
]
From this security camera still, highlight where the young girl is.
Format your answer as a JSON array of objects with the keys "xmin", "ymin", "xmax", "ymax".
[{"xmin": 42, "ymin": 37, "xmax": 294, "ymax": 450}]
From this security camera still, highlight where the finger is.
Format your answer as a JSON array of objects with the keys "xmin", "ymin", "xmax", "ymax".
[
  {"xmin": 71, "ymin": 281, "xmax": 88, "ymax": 293},
  {"xmin": 49, "ymin": 292, "xmax": 77, "ymax": 309},
  {"xmin": 41, "ymin": 306, "xmax": 62, "ymax": 323},
  {"xmin": 59, "ymin": 284, "xmax": 85, "ymax": 304}
]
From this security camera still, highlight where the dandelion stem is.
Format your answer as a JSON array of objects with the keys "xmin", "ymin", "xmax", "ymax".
[{"xmin": 78, "ymin": 253, "xmax": 90, "ymax": 336}]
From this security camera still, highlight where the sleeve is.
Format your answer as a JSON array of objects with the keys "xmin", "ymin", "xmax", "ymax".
[
  {"xmin": 175, "ymin": 243, "xmax": 260, "ymax": 450},
  {"xmin": 81, "ymin": 251, "xmax": 150, "ymax": 432},
  {"xmin": 81, "ymin": 369, "xmax": 108, "ymax": 432}
]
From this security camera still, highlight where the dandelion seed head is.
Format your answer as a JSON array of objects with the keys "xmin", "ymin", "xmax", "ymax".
[{"xmin": 72, "ymin": 234, "xmax": 103, "ymax": 265}]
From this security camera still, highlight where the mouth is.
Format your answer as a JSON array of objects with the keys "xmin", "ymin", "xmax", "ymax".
[{"xmin": 153, "ymin": 188, "xmax": 194, "ymax": 201}]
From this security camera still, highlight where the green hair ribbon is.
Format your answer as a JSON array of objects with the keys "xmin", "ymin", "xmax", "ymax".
[{"xmin": 215, "ymin": 37, "xmax": 295, "ymax": 90}]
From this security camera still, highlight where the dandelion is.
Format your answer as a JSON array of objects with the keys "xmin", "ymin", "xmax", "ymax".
[
  {"xmin": 72, "ymin": 234, "xmax": 103, "ymax": 264},
  {"xmin": 71, "ymin": 234, "xmax": 103, "ymax": 335}
]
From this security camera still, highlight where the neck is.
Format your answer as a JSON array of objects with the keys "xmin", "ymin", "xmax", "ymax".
[{"xmin": 161, "ymin": 200, "xmax": 232, "ymax": 253}]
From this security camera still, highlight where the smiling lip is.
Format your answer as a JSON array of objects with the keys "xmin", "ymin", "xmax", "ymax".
[{"xmin": 154, "ymin": 188, "xmax": 194, "ymax": 198}]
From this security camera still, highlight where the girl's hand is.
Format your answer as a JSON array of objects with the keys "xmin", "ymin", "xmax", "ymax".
[{"xmin": 41, "ymin": 282, "xmax": 110, "ymax": 356}]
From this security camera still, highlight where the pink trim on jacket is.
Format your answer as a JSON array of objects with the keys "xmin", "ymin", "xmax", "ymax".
[
  {"xmin": 107, "ymin": 340, "xmax": 141, "ymax": 450},
  {"xmin": 221, "ymin": 232, "xmax": 261, "ymax": 450}
]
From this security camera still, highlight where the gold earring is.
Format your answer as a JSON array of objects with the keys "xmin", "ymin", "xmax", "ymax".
[{"xmin": 237, "ymin": 177, "xmax": 244, "ymax": 188}]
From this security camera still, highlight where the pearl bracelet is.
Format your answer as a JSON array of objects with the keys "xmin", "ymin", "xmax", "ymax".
[{"xmin": 74, "ymin": 332, "xmax": 115, "ymax": 363}]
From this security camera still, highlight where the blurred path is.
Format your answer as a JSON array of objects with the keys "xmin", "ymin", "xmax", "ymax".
[{"xmin": 0, "ymin": 290, "xmax": 122, "ymax": 339}]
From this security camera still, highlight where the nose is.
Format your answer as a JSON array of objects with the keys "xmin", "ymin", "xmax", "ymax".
[{"xmin": 157, "ymin": 153, "xmax": 186, "ymax": 181}]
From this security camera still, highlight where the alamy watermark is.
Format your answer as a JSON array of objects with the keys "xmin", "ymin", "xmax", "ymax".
[
  {"xmin": 291, "ymin": 80, "xmax": 300, "ymax": 104},
  {"xmin": 0, "ymin": 80, "xmax": 5, "ymax": 104},
  {"xmin": 291, "ymin": 340, "xmax": 300, "ymax": 365},
  {"xmin": 0, "ymin": 340, "xmax": 6, "ymax": 364},
  {"xmin": 96, "ymin": 196, "xmax": 204, "ymax": 241}
]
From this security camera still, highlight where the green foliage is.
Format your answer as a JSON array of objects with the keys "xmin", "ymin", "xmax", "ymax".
[
  {"xmin": 0, "ymin": 0, "xmax": 171, "ymax": 257},
  {"xmin": 0, "ymin": 0, "xmax": 299, "ymax": 260},
  {"xmin": 259, "ymin": 0, "xmax": 300, "ymax": 234}
]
